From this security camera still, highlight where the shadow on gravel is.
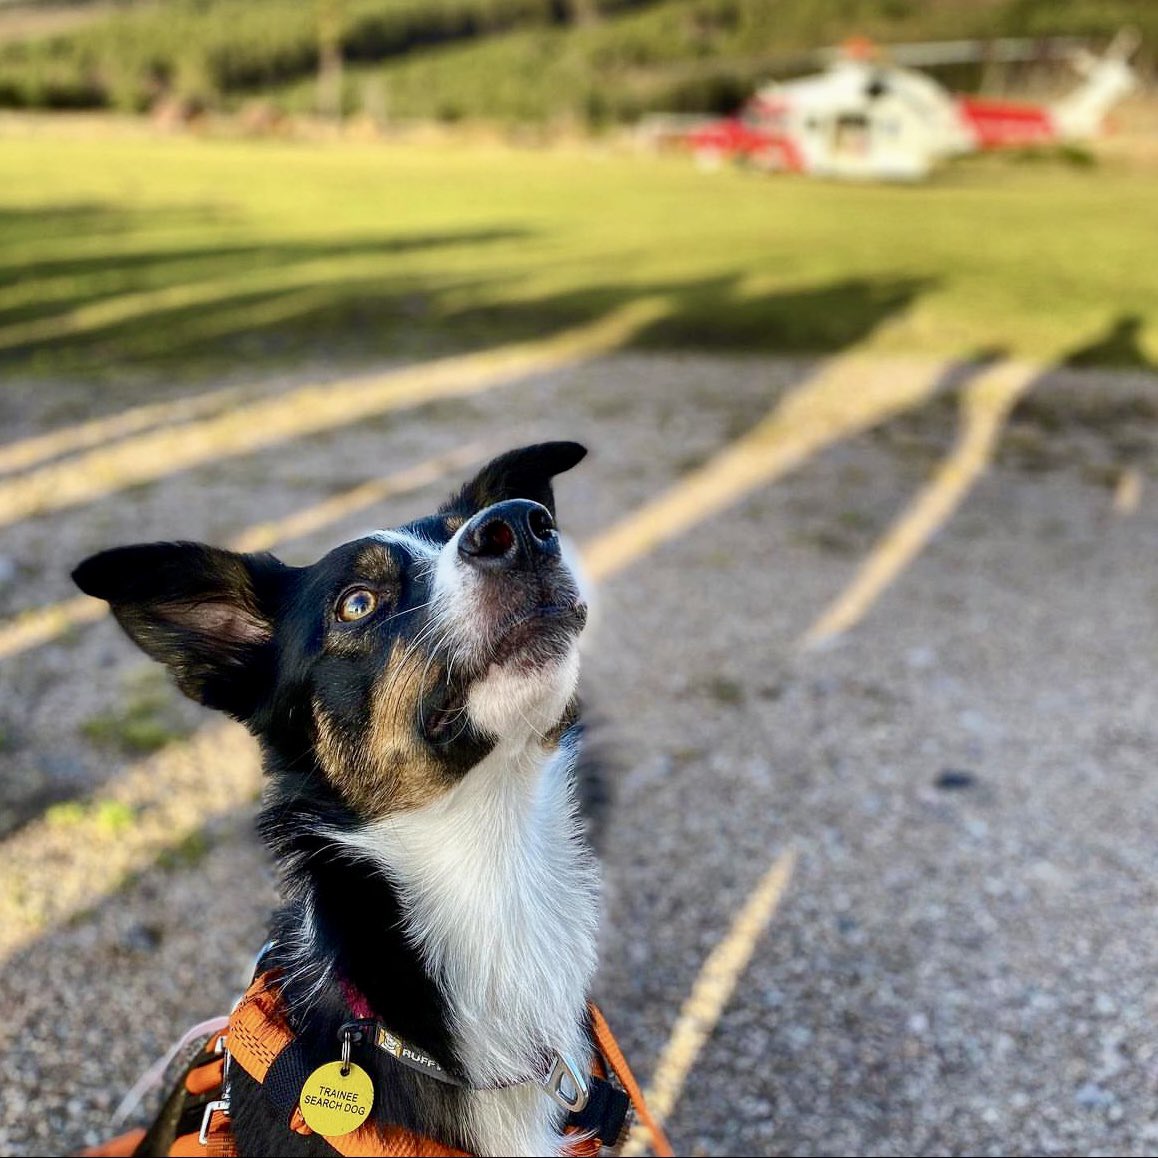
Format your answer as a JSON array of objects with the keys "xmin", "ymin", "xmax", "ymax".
[
  {"xmin": 0, "ymin": 814, "xmax": 273, "ymax": 1158},
  {"xmin": 871, "ymin": 325, "xmax": 1158, "ymax": 486},
  {"xmin": 0, "ymin": 271, "xmax": 934, "ymax": 843},
  {"xmin": 1003, "ymin": 321, "xmax": 1158, "ymax": 477},
  {"xmin": 0, "ymin": 257, "xmax": 941, "ymax": 1154}
]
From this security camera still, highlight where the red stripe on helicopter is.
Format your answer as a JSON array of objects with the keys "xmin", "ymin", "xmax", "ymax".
[{"xmin": 956, "ymin": 96, "xmax": 1057, "ymax": 149}]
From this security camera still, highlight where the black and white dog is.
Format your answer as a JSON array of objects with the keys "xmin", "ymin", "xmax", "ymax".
[{"xmin": 74, "ymin": 443, "xmax": 604, "ymax": 1157}]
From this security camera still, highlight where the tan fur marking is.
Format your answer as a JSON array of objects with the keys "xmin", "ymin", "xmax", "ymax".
[
  {"xmin": 353, "ymin": 543, "xmax": 402, "ymax": 584},
  {"xmin": 312, "ymin": 639, "xmax": 458, "ymax": 817}
]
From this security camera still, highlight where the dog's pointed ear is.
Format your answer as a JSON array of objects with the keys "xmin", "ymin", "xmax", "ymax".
[
  {"xmin": 72, "ymin": 541, "xmax": 291, "ymax": 720},
  {"xmin": 444, "ymin": 442, "xmax": 587, "ymax": 518}
]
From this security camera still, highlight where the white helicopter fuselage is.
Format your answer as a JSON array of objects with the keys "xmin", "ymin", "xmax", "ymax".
[{"xmin": 753, "ymin": 60, "xmax": 971, "ymax": 180}]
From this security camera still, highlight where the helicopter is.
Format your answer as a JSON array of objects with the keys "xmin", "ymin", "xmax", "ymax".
[{"xmin": 675, "ymin": 30, "xmax": 1139, "ymax": 181}]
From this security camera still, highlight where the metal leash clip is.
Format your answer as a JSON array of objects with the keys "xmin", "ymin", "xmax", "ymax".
[{"xmin": 542, "ymin": 1051, "xmax": 589, "ymax": 1113}]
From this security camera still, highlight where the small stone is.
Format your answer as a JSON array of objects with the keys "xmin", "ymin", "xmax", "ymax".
[
  {"xmin": 119, "ymin": 923, "xmax": 163, "ymax": 954},
  {"xmin": 1075, "ymin": 1082, "xmax": 1113, "ymax": 1109},
  {"xmin": 959, "ymin": 709, "xmax": 994, "ymax": 737},
  {"xmin": 1094, "ymin": 993, "xmax": 1117, "ymax": 1017},
  {"xmin": 936, "ymin": 768, "xmax": 977, "ymax": 790},
  {"xmin": 786, "ymin": 1025, "xmax": 813, "ymax": 1050},
  {"xmin": 907, "ymin": 646, "xmax": 936, "ymax": 670},
  {"xmin": 907, "ymin": 1012, "xmax": 929, "ymax": 1035}
]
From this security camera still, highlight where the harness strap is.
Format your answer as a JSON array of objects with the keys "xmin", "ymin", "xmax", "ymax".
[
  {"xmin": 588, "ymin": 1005, "xmax": 675, "ymax": 1158},
  {"xmin": 88, "ymin": 973, "xmax": 672, "ymax": 1157},
  {"xmin": 79, "ymin": 1129, "xmax": 146, "ymax": 1157},
  {"xmin": 310, "ymin": 1124, "xmax": 469, "ymax": 1158},
  {"xmin": 221, "ymin": 975, "xmax": 472, "ymax": 1157},
  {"xmin": 225, "ymin": 973, "xmax": 289, "ymax": 1085}
]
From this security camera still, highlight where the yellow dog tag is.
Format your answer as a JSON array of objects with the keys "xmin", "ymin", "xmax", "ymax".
[{"xmin": 299, "ymin": 1060, "xmax": 375, "ymax": 1136}]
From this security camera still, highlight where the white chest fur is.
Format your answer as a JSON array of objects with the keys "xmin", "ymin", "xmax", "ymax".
[{"xmin": 339, "ymin": 734, "xmax": 600, "ymax": 1157}]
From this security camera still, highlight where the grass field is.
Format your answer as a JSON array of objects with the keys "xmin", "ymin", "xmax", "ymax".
[{"xmin": 1, "ymin": 127, "xmax": 1156, "ymax": 392}]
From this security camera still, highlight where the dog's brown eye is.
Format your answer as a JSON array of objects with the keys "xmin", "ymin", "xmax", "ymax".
[{"xmin": 336, "ymin": 588, "xmax": 377, "ymax": 622}]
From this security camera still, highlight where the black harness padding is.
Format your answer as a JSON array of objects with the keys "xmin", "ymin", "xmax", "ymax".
[
  {"xmin": 263, "ymin": 1038, "xmax": 319, "ymax": 1115},
  {"xmin": 566, "ymin": 1076, "xmax": 631, "ymax": 1146}
]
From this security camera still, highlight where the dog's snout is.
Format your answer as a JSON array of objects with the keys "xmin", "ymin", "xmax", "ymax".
[{"xmin": 459, "ymin": 499, "xmax": 560, "ymax": 570}]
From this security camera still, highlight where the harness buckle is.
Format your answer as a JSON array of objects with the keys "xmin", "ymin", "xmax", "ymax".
[
  {"xmin": 198, "ymin": 1099, "xmax": 230, "ymax": 1146},
  {"xmin": 542, "ymin": 1052, "xmax": 589, "ymax": 1113}
]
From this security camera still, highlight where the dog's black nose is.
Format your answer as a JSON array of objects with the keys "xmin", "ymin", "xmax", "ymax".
[{"xmin": 459, "ymin": 500, "xmax": 560, "ymax": 570}]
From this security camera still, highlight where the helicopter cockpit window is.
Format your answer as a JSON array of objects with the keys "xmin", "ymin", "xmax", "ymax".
[{"xmin": 833, "ymin": 113, "xmax": 871, "ymax": 155}]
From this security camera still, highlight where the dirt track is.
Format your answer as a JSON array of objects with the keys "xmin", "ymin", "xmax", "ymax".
[{"xmin": 2, "ymin": 346, "xmax": 1157, "ymax": 1156}]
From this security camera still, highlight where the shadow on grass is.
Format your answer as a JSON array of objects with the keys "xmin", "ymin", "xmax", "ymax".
[
  {"xmin": 0, "ymin": 203, "xmax": 235, "ymax": 250},
  {"xmin": 0, "ymin": 200, "xmax": 942, "ymax": 390},
  {"xmin": 446, "ymin": 274, "xmax": 935, "ymax": 355},
  {"xmin": 0, "ymin": 226, "xmax": 533, "ymax": 301},
  {"xmin": 1064, "ymin": 314, "xmax": 1155, "ymax": 373},
  {"xmin": 0, "ymin": 202, "xmax": 538, "ymax": 386}
]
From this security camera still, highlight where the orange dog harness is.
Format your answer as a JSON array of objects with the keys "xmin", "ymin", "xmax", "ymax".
[{"xmin": 86, "ymin": 973, "xmax": 673, "ymax": 1157}]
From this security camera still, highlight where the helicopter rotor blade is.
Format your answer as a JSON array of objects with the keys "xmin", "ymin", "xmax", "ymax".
[{"xmin": 817, "ymin": 36, "xmax": 1087, "ymax": 69}]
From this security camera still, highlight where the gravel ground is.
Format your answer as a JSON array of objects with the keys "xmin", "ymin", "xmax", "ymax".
[{"xmin": 1, "ymin": 351, "xmax": 1156, "ymax": 1156}]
